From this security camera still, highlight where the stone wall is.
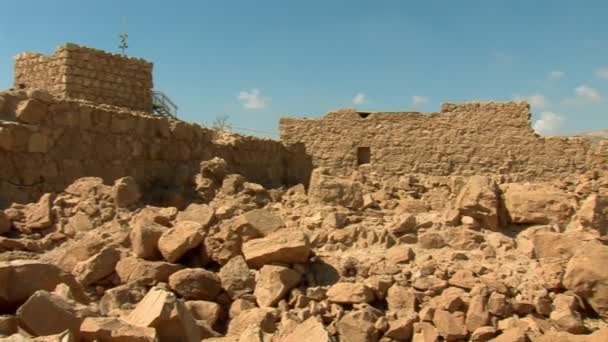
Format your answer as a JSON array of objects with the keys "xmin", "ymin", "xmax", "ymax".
[
  {"xmin": 280, "ymin": 102, "xmax": 608, "ymax": 181},
  {"xmin": 0, "ymin": 90, "xmax": 307, "ymax": 206},
  {"xmin": 14, "ymin": 44, "xmax": 153, "ymax": 112}
]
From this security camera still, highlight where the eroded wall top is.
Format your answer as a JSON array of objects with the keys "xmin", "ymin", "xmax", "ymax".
[
  {"xmin": 14, "ymin": 43, "xmax": 153, "ymax": 112},
  {"xmin": 280, "ymin": 102, "xmax": 608, "ymax": 181}
]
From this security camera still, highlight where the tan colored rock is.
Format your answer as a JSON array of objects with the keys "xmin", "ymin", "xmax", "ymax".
[
  {"xmin": 24, "ymin": 193, "xmax": 53, "ymax": 230},
  {"xmin": 112, "ymin": 176, "xmax": 141, "ymax": 208},
  {"xmin": 432, "ymin": 309, "xmax": 468, "ymax": 341},
  {"xmin": 466, "ymin": 294, "xmax": 490, "ymax": 332},
  {"xmin": 99, "ymin": 282, "xmax": 147, "ymax": 317},
  {"xmin": 449, "ymin": 269, "xmax": 479, "ymax": 290},
  {"xmin": 549, "ymin": 294, "xmax": 587, "ymax": 334},
  {"xmin": 434, "ymin": 287, "xmax": 466, "ymax": 312},
  {"xmin": 80, "ymin": 317, "xmax": 157, "ymax": 342},
  {"xmin": 412, "ymin": 276, "xmax": 448, "ymax": 293},
  {"xmin": 575, "ymin": 194, "xmax": 608, "ymax": 235},
  {"xmin": 327, "ymin": 282, "xmax": 374, "ymax": 304},
  {"xmin": 227, "ymin": 308, "xmax": 276, "ymax": 337},
  {"xmin": 502, "ymin": 183, "xmax": 575, "ymax": 225},
  {"xmin": 158, "ymin": 220, "xmax": 205, "ymax": 263},
  {"xmin": 72, "ymin": 244, "xmax": 121, "ymax": 286},
  {"xmin": 115, "ymin": 256, "xmax": 184, "ymax": 284},
  {"xmin": 229, "ymin": 298, "xmax": 258, "ymax": 319},
  {"xmin": 384, "ymin": 311, "xmax": 418, "ymax": 341},
  {"xmin": 176, "ymin": 203, "xmax": 215, "ymax": 228},
  {"xmin": 200, "ymin": 157, "xmax": 228, "ymax": 182},
  {"xmin": 0, "ymin": 260, "xmax": 87, "ymax": 310},
  {"xmin": 242, "ymin": 230, "xmax": 310, "ymax": 268},
  {"xmin": 238, "ymin": 209, "xmax": 284, "ymax": 237},
  {"xmin": 531, "ymin": 232, "xmax": 581, "ymax": 260},
  {"xmin": 129, "ymin": 219, "xmax": 166, "ymax": 260},
  {"xmin": 445, "ymin": 228, "xmax": 485, "ymax": 250},
  {"xmin": 124, "ymin": 287, "xmax": 201, "ymax": 342},
  {"xmin": 308, "ymin": 168, "xmax": 364, "ymax": 210},
  {"xmin": 418, "ymin": 231, "xmax": 445, "ymax": 249},
  {"xmin": 185, "ymin": 300, "xmax": 221, "ymax": 327},
  {"xmin": 390, "ymin": 214, "xmax": 418, "ymax": 235},
  {"xmin": 169, "ymin": 268, "xmax": 222, "ymax": 301},
  {"xmin": 0, "ymin": 315, "xmax": 18, "ymax": 336},
  {"xmin": 490, "ymin": 327, "xmax": 527, "ymax": 342},
  {"xmin": 17, "ymin": 290, "xmax": 96, "ymax": 338},
  {"xmin": 412, "ymin": 322, "xmax": 440, "ymax": 342},
  {"xmin": 387, "ymin": 285, "xmax": 417, "ymax": 311},
  {"xmin": 279, "ymin": 317, "xmax": 331, "ymax": 342},
  {"xmin": 487, "ymin": 292, "xmax": 512, "ymax": 318},
  {"xmin": 454, "ymin": 176, "xmax": 500, "ymax": 230},
  {"xmin": 219, "ymin": 256, "xmax": 255, "ymax": 299},
  {"xmin": 470, "ymin": 326, "xmax": 499, "ymax": 342},
  {"xmin": 336, "ymin": 311, "xmax": 379, "ymax": 342},
  {"xmin": 563, "ymin": 243, "xmax": 608, "ymax": 320},
  {"xmin": 386, "ymin": 245, "xmax": 415, "ymax": 264},
  {"xmin": 254, "ymin": 265, "xmax": 301, "ymax": 307}
]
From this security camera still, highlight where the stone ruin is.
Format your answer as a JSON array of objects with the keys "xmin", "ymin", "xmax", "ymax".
[{"xmin": 0, "ymin": 44, "xmax": 608, "ymax": 341}]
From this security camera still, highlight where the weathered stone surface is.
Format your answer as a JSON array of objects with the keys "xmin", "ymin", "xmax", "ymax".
[
  {"xmin": 238, "ymin": 209, "xmax": 284, "ymax": 237},
  {"xmin": 454, "ymin": 176, "xmax": 500, "ymax": 230},
  {"xmin": 575, "ymin": 194, "xmax": 608, "ymax": 235},
  {"xmin": 115, "ymin": 256, "xmax": 184, "ymax": 284},
  {"xmin": 80, "ymin": 317, "xmax": 157, "ymax": 342},
  {"xmin": 432, "ymin": 309, "xmax": 468, "ymax": 341},
  {"xmin": 308, "ymin": 168, "xmax": 364, "ymax": 210},
  {"xmin": 502, "ymin": 183, "xmax": 575, "ymax": 225},
  {"xmin": 24, "ymin": 193, "xmax": 53, "ymax": 230},
  {"xmin": 158, "ymin": 220, "xmax": 205, "ymax": 263},
  {"xmin": 418, "ymin": 232, "xmax": 446, "ymax": 249},
  {"xmin": 17, "ymin": 290, "xmax": 96, "ymax": 338},
  {"xmin": 385, "ymin": 311, "xmax": 418, "ymax": 341},
  {"xmin": 0, "ymin": 211, "xmax": 11, "ymax": 235},
  {"xmin": 129, "ymin": 219, "xmax": 166, "ymax": 260},
  {"xmin": 563, "ymin": 244, "xmax": 608, "ymax": 320},
  {"xmin": 112, "ymin": 176, "xmax": 141, "ymax": 208},
  {"xmin": 531, "ymin": 232, "xmax": 582, "ymax": 260},
  {"xmin": 15, "ymin": 99, "xmax": 46, "ymax": 124},
  {"xmin": 327, "ymin": 282, "xmax": 374, "ymax": 304},
  {"xmin": 99, "ymin": 282, "xmax": 147, "ymax": 317},
  {"xmin": 412, "ymin": 322, "xmax": 440, "ymax": 342},
  {"xmin": 254, "ymin": 265, "xmax": 301, "ymax": 307},
  {"xmin": 219, "ymin": 256, "xmax": 255, "ymax": 299},
  {"xmin": 242, "ymin": 230, "xmax": 310, "ymax": 268},
  {"xmin": 470, "ymin": 326, "xmax": 499, "ymax": 342},
  {"xmin": 124, "ymin": 287, "xmax": 201, "ymax": 342},
  {"xmin": 169, "ymin": 268, "xmax": 222, "ymax": 301},
  {"xmin": 336, "ymin": 311, "xmax": 379, "ymax": 342},
  {"xmin": 279, "ymin": 317, "xmax": 331, "ymax": 342},
  {"xmin": 385, "ymin": 245, "xmax": 415, "ymax": 264},
  {"xmin": 227, "ymin": 308, "xmax": 276, "ymax": 337},
  {"xmin": 176, "ymin": 204, "xmax": 215, "ymax": 228},
  {"xmin": 387, "ymin": 285, "xmax": 417, "ymax": 312},
  {"xmin": 550, "ymin": 294, "xmax": 587, "ymax": 334},
  {"xmin": 466, "ymin": 294, "xmax": 490, "ymax": 332},
  {"xmin": 72, "ymin": 244, "xmax": 121, "ymax": 286},
  {"xmin": 0, "ymin": 315, "xmax": 18, "ymax": 336},
  {"xmin": 0, "ymin": 260, "xmax": 86, "ymax": 309},
  {"xmin": 185, "ymin": 300, "xmax": 221, "ymax": 327}
]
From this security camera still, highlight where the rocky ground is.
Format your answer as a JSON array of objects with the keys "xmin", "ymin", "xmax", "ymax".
[{"xmin": 0, "ymin": 158, "xmax": 607, "ymax": 341}]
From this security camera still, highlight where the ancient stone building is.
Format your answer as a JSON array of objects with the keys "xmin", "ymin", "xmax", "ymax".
[
  {"xmin": 280, "ymin": 103, "xmax": 608, "ymax": 181},
  {"xmin": 13, "ymin": 44, "xmax": 153, "ymax": 112}
]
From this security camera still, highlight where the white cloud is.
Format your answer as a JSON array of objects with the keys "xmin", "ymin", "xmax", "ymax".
[
  {"xmin": 595, "ymin": 67, "xmax": 608, "ymax": 80},
  {"xmin": 352, "ymin": 93, "xmax": 367, "ymax": 105},
  {"xmin": 574, "ymin": 85, "xmax": 602, "ymax": 104},
  {"xmin": 548, "ymin": 70, "xmax": 565, "ymax": 81},
  {"xmin": 513, "ymin": 94, "xmax": 548, "ymax": 109},
  {"xmin": 412, "ymin": 95, "xmax": 429, "ymax": 106},
  {"xmin": 237, "ymin": 88, "xmax": 270, "ymax": 109},
  {"xmin": 533, "ymin": 111, "xmax": 564, "ymax": 135}
]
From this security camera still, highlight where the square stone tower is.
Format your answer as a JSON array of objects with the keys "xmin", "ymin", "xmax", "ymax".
[{"xmin": 13, "ymin": 43, "xmax": 153, "ymax": 112}]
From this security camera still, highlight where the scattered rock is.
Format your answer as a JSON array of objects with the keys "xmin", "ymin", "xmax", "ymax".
[
  {"xmin": 254, "ymin": 265, "xmax": 301, "ymax": 307},
  {"xmin": 169, "ymin": 268, "xmax": 222, "ymax": 301},
  {"xmin": 327, "ymin": 282, "xmax": 374, "ymax": 304},
  {"xmin": 242, "ymin": 230, "xmax": 310, "ymax": 268},
  {"xmin": 158, "ymin": 220, "xmax": 205, "ymax": 263}
]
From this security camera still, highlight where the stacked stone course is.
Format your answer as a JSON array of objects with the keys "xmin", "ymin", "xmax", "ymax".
[
  {"xmin": 280, "ymin": 102, "xmax": 608, "ymax": 181},
  {"xmin": 14, "ymin": 44, "xmax": 153, "ymax": 112}
]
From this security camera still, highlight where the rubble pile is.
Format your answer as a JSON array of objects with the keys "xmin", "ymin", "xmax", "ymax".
[{"xmin": 1, "ymin": 158, "xmax": 608, "ymax": 341}]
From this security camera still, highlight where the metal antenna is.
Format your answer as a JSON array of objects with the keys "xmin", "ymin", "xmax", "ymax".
[{"xmin": 119, "ymin": 17, "xmax": 128, "ymax": 55}]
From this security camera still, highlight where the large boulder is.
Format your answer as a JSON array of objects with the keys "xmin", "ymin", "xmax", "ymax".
[
  {"xmin": 219, "ymin": 256, "xmax": 255, "ymax": 299},
  {"xmin": 158, "ymin": 221, "xmax": 205, "ymax": 263},
  {"xmin": 563, "ymin": 243, "xmax": 608, "ymax": 321},
  {"xmin": 502, "ymin": 183, "xmax": 575, "ymax": 226},
  {"xmin": 254, "ymin": 265, "xmax": 301, "ymax": 307},
  {"xmin": 168, "ymin": 268, "xmax": 222, "ymax": 301},
  {"xmin": 327, "ymin": 282, "xmax": 374, "ymax": 304},
  {"xmin": 129, "ymin": 219, "xmax": 167, "ymax": 260},
  {"xmin": 454, "ymin": 176, "xmax": 501, "ymax": 230},
  {"xmin": 0, "ymin": 260, "xmax": 87, "ymax": 310},
  {"xmin": 308, "ymin": 168, "xmax": 364, "ymax": 210},
  {"xmin": 236, "ymin": 209, "xmax": 284, "ymax": 237},
  {"xmin": 17, "ymin": 290, "xmax": 96, "ymax": 338},
  {"xmin": 124, "ymin": 287, "xmax": 201, "ymax": 342},
  {"xmin": 242, "ymin": 230, "xmax": 310, "ymax": 268},
  {"xmin": 72, "ymin": 244, "xmax": 121, "ymax": 286},
  {"xmin": 23, "ymin": 193, "xmax": 54, "ymax": 230},
  {"xmin": 115, "ymin": 257, "xmax": 184, "ymax": 284},
  {"xmin": 112, "ymin": 177, "xmax": 141, "ymax": 208}
]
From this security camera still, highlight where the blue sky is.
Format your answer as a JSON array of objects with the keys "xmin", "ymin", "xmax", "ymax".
[{"xmin": 1, "ymin": 1, "xmax": 607, "ymax": 138}]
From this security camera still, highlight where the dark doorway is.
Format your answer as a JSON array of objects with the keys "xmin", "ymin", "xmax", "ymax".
[{"xmin": 357, "ymin": 147, "xmax": 371, "ymax": 165}]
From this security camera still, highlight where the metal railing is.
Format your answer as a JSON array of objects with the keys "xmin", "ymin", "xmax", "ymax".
[{"xmin": 152, "ymin": 90, "xmax": 178, "ymax": 119}]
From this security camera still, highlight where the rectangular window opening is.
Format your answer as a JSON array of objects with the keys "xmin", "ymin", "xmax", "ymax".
[{"xmin": 357, "ymin": 147, "xmax": 371, "ymax": 165}]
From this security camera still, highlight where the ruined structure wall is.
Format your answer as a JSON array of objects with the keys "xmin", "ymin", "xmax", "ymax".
[
  {"xmin": 0, "ymin": 92, "xmax": 305, "ymax": 205},
  {"xmin": 14, "ymin": 44, "xmax": 153, "ymax": 112},
  {"xmin": 280, "ymin": 102, "xmax": 608, "ymax": 181}
]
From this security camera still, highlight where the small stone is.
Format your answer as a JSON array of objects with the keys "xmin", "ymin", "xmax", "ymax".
[
  {"xmin": 169, "ymin": 268, "xmax": 222, "ymax": 301},
  {"xmin": 327, "ymin": 282, "xmax": 374, "ymax": 304}
]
